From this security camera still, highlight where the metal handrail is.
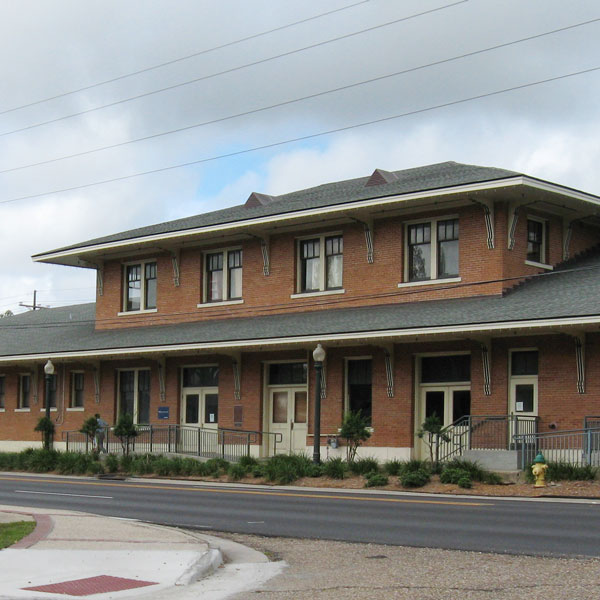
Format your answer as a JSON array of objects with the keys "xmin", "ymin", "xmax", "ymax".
[{"xmin": 515, "ymin": 426, "xmax": 600, "ymax": 469}]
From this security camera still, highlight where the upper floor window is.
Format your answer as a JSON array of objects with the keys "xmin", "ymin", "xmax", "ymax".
[
  {"xmin": 204, "ymin": 249, "xmax": 242, "ymax": 303},
  {"xmin": 18, "ymin": 374, "xmax": 30, "ymax": 409},
  {"xmin": 406, "ymin": 218, "xmax": 459, "ymax": 282},
  {"xmin": 0, "ymin": 375, "xmax": 4, "ymax": 409},
  {"xmin": 124, "ymin": 260, "xmax": 157, "ymax": 312},
  {"xmin": 526, "ymin": 217, "xmax": 547, "ymax": 265},
  {"xmin": 298, "ymin": 234, "xmax": 343, "ymax": 293},
  {"xmin": 70, "ymin": 372, "xmax": 85, "ymax": 409}
]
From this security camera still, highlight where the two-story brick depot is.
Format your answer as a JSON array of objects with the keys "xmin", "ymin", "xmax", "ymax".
[{"xmin": 2, "ymin": 161, "xmax": 600, "ymax": 462}]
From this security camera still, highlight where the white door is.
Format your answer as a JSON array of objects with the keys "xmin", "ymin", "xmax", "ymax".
[
  {"xmin": 268, "ymin": 388, "xmax": 308, "ymax": 455},
  {"xmin": 509, "ymin": 377, "xmax": 538, "ymax": 441},
  {"xmin": 417, "ymin": 386, "xmax": 470, "ymax": 459},
  {"xmin": 182, "ymin": 388, "xmax": 219, "ymax": 429}
]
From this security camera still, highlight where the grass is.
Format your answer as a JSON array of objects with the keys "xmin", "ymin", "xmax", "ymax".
[{"xmin": 0, "ymin": 521, "xmax": 36, "ymax": 549}]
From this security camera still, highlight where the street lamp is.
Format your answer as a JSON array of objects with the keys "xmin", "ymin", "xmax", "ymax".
[{"xmin": 312, "ymin": 344, "xmax": 326, "ymax": 464}]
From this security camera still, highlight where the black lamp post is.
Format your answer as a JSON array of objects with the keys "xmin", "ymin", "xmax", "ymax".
[
  {"xmin": 44, "ymin": 359, "xmax": 54, "ymax": 450},
  {"xmin": 312, "ymin": 343, "xmax": 326, "ymax": 464}
]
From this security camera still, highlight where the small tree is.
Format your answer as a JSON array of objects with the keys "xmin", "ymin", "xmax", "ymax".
[
  {"xmin": 340, "ymin": 411, "xmax": 371, "ymax": 462},
  {"xmin": 113, "ymin": 413, "xmax": 138, "ymax": 455},
  {"xmin": 417, "ymin": 414, "xmax": 451, "ymax": 465},
  {"xmin": 35, "ymin": 417, "xmax": 55, "ymax": 451},
  {"xmin": 80, "ymin": 415, "xmax": 99, "ymax": 451}
]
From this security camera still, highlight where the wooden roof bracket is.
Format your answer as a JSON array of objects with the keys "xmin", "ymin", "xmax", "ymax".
[
  {"xmin": 470, "ymin": 198, "xmax": 494, "ymax": 249},
  {"xmin": 350, "ymin": 217, "xmax": 374, "ymax": 263}
]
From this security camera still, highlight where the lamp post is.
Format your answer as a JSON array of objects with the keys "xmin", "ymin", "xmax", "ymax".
[
  {"xmin": 44, "ymin": 359, "xmax": 54, "ymax": 420},
  {"xmin": 312, "ymin": 344, "xmax": 326, "ymax": 464}
]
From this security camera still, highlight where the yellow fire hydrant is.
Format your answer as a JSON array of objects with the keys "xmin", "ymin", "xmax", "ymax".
[{"xmin": 531, "ymin": 452, "xmax": 548, "ymax": 488}]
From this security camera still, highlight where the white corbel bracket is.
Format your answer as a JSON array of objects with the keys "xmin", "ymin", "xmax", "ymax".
[
  {"xmin": 171, "ymin": 251, "xmax": 180, "ymax": 287},
  {"xmin": 507, "ymin": 202, "xmax": 519, "ymax": 250},
  {"xmin": 351, "ymin": 218, "xmax": 374, "ymax": 263},
  {"xmin": 96, "ymin": 262, "xmax": 104, "ymax": 297},
  {"xmin": 471, "ymin": 198, "xmax": 494, "ymax": 249},
  {"xmin": 260, "ymin": 237, "xmax": 270, "ymax": 276},
  {"xmin": 382, "ymin": 344, "xmax": 394, "ymax": 398},
  {"xmin": 573, "ymin": 333, "xmax": 585, "ymax": 394},
  {"xmin": 92, "ymin": 361, "xmax": 101, "ymax": 403},
  {"xmin": 231, "ymin": 351, "xmax": 241, "ymax": 401},
  {"xmin": 480, "ymin": 339, "xmax": 492, "ymax": 396}
]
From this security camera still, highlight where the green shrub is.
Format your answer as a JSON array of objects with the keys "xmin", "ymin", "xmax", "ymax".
[
  {"xmin": 364, "ymin": 472, "xmax": 389, "ymax": 487},
  {"xmin": 400, "ymin": 468, "xmax": 430, "ymax": 488},
  {"xmin": 399, "ymin": 459, "xmax": 431, "ymax": 476},
  {"xmin": 383, "ymin": 459, "xmax": 403, "ymax": 476},
  {"xmin": 323, "ymin": 457, "xmax": 347, "ymax": 479},
  {"xmin": 227, "ymin": 463, "xmax": 247, "ymax": 481},
  {"xmin": 87, "ymin": 461, "xmax": 105, "ymax": 475},
  {"xmin": 119, "ymin": 454, "xmax": 133, "ymax": 473},
  {"xmin": 482, "ymin": 471, "xmax": 504, "ymax": 485},
  {"xmin": 440, "ymin": 467, "xmax": 469, "ymax": 485},
  {"xmin": 444, "ymin": 459, "xmax": 486, "ymax": 481},
  {"xmin": 340, "ymin": 411, "xmax": 371, "ymax": 462},
  {"xmin": 457, "ymin": 475, "xmax": 472, "ymax": 489},
  {"xmin": 239, "ymin": 455, "xmax": 259, "ymax": 471},
  {"xmin": 56, "ymin": 452, "xmax": 94, "ymax": 475},
  {"xmin": 153, "ymin": 457, "xmax": 174, "ymax": 477},
  {"xmin": 349, "ymin": 457, "xmax": 379, "ymax": 476},
  {"xmin": 307, "ymin": 463, "xmax": 324, "ymax": 477},
  {"xmin": 0, "ymin": 452, "xmax": 19, "ymax": 470},
  {"xmin": 129, "ymin": 454, "xmax": 158, "ymax": 475},
  {"xmin": 204, "ymin": 458, "xmax": 229, "ymax": 476},
  {"xmin": 104, "ymin": 454, "xmax": 119, "ymax": 473},
  {"xmin": 25, "ymin": 449, "xmax": 58, "ymax": 472},
  {"xmin": 179, "ymin": 457, "xmax": 205, "ymax": 476},
  {"xmin": 252, "ymin": 464, "xmax": 267, "ymax": 478}
]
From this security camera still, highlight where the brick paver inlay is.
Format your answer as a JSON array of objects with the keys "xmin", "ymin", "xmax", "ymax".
[{"xmin": 23, "ymin": 575, "xmax": 158, "ymax": 596}]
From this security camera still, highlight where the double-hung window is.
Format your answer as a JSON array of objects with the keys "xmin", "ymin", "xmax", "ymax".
[
  {"xmin": 123, "ymin": 260, "xmax": 157, "ymax": 312},
  {"xmin": 526, "ymin": 217, "xmax": 548, "ymax": 266},
  {"xmin": 298, "ymin": 234, "xmax": 343, "ymax": 294},
  {"xmin": 70, "ymin": 372, "xmax": 85, "ymax": 409},
  {"xmin": 0, "ymin": 376, "xmax": 4, "ymax": 410},
  {"xmin": 118, "ymin": 369, "xmax": 151, "ymax": 424},
  {"xmin": 44, "ymin": 374, "xmax": 57, "ymax": 409},
  {"xmin": 405, "ymin": 218, "xmax": 459, "ymax": 283},
  {"xmin": 204, "ymin": 249, "xmax": 242, "ymax": 303},
  {"xmin": 18, "ymin": 374, "xmax": 30, "ymax": 409}
]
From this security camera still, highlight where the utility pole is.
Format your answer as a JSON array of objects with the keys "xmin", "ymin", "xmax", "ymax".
[{"xmin": 19, "ymin": 290, "xmax": 44, "ymax": 311}]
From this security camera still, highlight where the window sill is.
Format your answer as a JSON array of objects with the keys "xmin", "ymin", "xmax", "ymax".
[
  {"xmin": 525, "ymin": 260, "xmax": 553, "ymax": 271},
  {"xmin": 67, "ymin": 407, "xmax": 85, "ymax": 412},
  {"xmin": 14, "ymin": 408, "xmax": 30, "ymax": 412},
  {"xmin": 40, "ymin": 408, "xmax": 57, "ymax": 412},
  {"xmin": 117, "ymin": 308, "xmax": 158, "ymax": 316},
  {"xmin": 0, "ymin": 408, "xmax": 4, "ymax": 413},
  {"xmin": 291, "ymin": 289, "xmax": 345, "ymax": 299},
  {"xmin": 398, "ymin": 277, "xmax": 461, "ymax": 289},
  {"xmin": 197, "ymin": 299, "xmax": 244, "ymax": 308}
]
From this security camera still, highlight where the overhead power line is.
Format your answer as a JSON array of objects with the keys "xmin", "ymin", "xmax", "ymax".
[
  {"xmin": 0, "ymin": 0, "xmax": 370, "ymax": 116},
  {"xmin": 1, "ymin": 16, "xmax": 598, "ymax": 176},
  {"xmin": 0, "ymin": 1, "xmax": 468, "ymax": 138},
  {"xmin": 1, "ymin": 63, "xmax": 599, "ymax": 207}
]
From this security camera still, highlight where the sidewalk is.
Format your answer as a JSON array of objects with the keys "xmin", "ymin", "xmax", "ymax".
[{"xmin": 0, "ymin": 505, "xmax": 283, "ymax": 600}]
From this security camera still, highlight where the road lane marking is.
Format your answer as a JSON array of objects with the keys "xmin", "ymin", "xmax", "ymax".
[
  {"xmin": 247, "ymin": 521, "xmax": 265, "ymax": 524},
  {"xmin": 0, "ymin": 476, "xmax": 490, "ymax": 507},
  {"xmin": 15, "ymin": 490, "xmax": 113, "ymax": 499}
]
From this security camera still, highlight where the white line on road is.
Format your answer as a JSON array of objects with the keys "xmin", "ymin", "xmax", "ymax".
[
  {"xmin": 247, "ymin": 521, "xmax": 265, "ymax": 524},
  {"xmin": 15, "ymin": 490, "xmax": 113, "ymax": 499}
]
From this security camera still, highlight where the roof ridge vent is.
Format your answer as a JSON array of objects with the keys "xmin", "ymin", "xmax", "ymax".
[
  {"xmin": 245, "ymin": 192, "xmax": 275, "ymax": 208},
  {"xmin": 365, "ymin": 168, "xmax": 399, "ymax": 187}
]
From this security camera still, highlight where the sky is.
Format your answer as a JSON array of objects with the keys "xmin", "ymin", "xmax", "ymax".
[{"xmin": 1, "ymin": 0, "xmax": 599, "ymax": 314}]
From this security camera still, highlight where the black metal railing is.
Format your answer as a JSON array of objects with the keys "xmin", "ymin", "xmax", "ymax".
[
  {"xmin": 437, "ymin": 415, "xmax": 539, "ymax": 462},
  {"xmin": 63, "ymin": 424, "xmax": 281, "ymax": 462}
]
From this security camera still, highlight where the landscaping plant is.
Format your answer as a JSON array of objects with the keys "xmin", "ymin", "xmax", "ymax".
[{"xmin": 339, "ymin": 411, "xmax": 371, "ymax": 463}]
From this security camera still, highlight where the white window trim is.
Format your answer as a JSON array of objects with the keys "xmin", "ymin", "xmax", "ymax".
[
  {"xmin": 40, "ymin": 408, "xmax": 58, "ymax": 412},
  {"xmin": 117, "ymin": 368, "xmax": 151, "ymax": 424},
  {"xmin": 403, "ymin": 215, "xmax": 459, "ymax": 284},
  {"xmin": 14, "ymin": 408, "xmax": 30, "ymax": 413},
  {"xmin": 525, "ymin": 215, "xmax": 549, "ymax": 268},
  {"xmin": 69, "ymin": 370, "xmax": 85, "ymax": 410},
  {"xmin": 201, "ymin": 247, "xmax": 243, "ymax": 304},
  {"xmin": 122, "ymin": 259, "xmax": 158, "ymax": 313},
  {"xmin": 296, "ymin": 232, "xmax": 343, "ymax": 295}
]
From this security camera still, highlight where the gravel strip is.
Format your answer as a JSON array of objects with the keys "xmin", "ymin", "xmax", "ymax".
[{"xmin": 221, "ymin": 533, "xmax": 600, "ymax": 600}]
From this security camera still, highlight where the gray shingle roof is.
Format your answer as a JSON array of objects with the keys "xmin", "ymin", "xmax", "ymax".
[
  {"xmin": 36, "ymin": 161, "xmax": 519, "ymax": 256},
  {"xmin": 2, "ymin": 248, "xmax": 599, "ymax": 359}
]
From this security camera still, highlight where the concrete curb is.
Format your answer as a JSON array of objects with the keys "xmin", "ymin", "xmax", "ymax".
[{"xmin": 175, "ymin": 548, "xmax": 223, "ymax": 586}]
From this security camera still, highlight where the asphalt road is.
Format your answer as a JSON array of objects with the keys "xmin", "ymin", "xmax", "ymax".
[{"xmin": 0, "ymin": 473, "xmax": 598, "ymax": 557}]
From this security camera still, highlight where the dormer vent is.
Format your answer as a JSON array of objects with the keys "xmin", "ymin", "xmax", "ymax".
[
  {"xmin": 365, "ymin": 169, "xmax": 399, "ymax": 187},
  {"xmin": 245, "ymin": 192, "xmax": 275, "ymax": 208}
]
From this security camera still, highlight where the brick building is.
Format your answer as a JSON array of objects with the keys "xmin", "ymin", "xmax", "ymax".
[{"xmin": 1, "ymin": 161, "xmax": 600, "ymax": 461}]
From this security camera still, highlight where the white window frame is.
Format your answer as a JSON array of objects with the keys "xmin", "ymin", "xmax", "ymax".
[
  {"xmin": 525, "ymin": 215, "xmax": 552, "ymax": 270},
  {"xmin": 119, "ymin": 259, "xmax": 158, "ymax": 315},
  {"xmin": 16, "ymin": 373, "xmax": 31, "ymax": 411},
  {"xmin": 292, "ymin": 233, "xmax": 345, "ymax": 298},
  {"xmin": 68, "ymin": 371, "xmax": 85, "ymax": 411},
  {"xmin": 509, "ymin": 348, "xmax": 539, "ymax": 415},
  {"xmin": 0, "ymin": 374, "xmax": 5, "ymax": 412},
  {"xmin": 400, "ymin": 215, "xmax": 461, "ymax": 287},
  {"xmin": 199, "ymin": 247, "xmax": 244, "ymax": 306},
  {"xmin": 117, "ymin": 368, "xmax": 151, "ymax": 424}
]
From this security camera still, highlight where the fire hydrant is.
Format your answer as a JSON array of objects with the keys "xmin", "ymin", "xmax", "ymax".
[{"xmin": 531, "ymin": 452, "xmax": 548, "ymax": 488}]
